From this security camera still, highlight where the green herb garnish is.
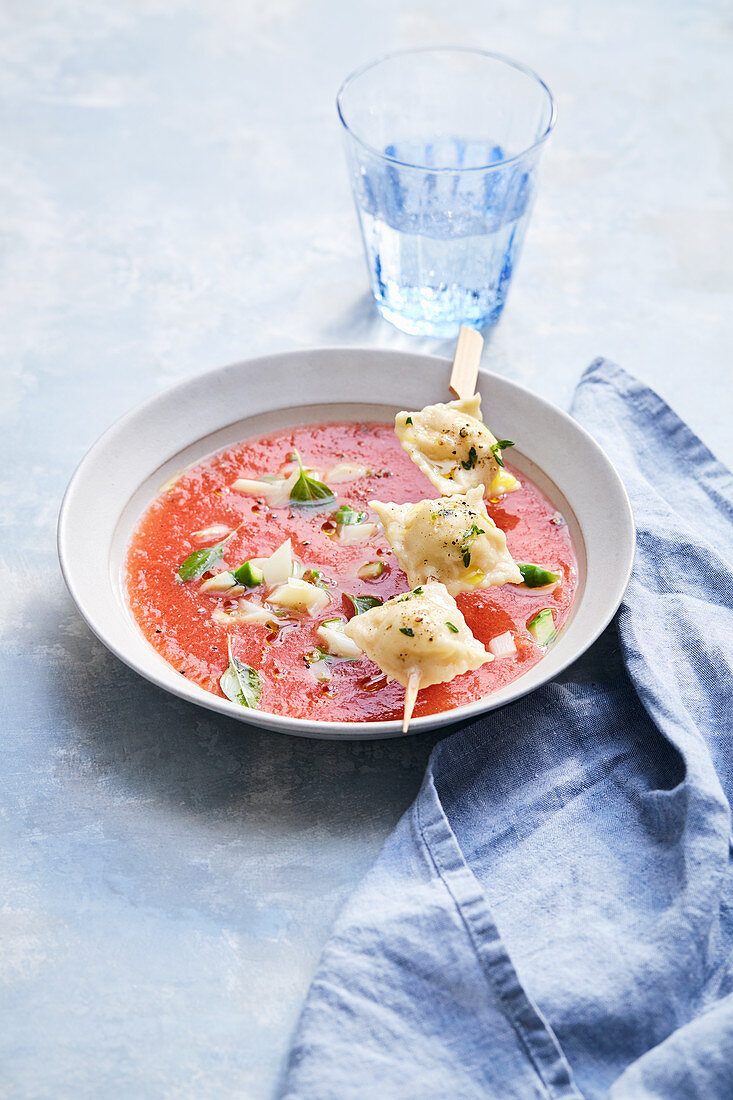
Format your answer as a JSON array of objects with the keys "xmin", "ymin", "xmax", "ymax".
[
  {"xmin": 460, "ymin": 523, "xmax": 485, "ymax": 568},
  {"xmin": 177, "ymin": 539, "xmax": 227, "ymax": 582},
  {"xmin": 333, "ymin": 504, "xmax": 368, "ymax": 526},
  {"xmin": 461, "ymin": 445, "xmax": 478, "ymax": 471},
  {"xmin": 518, "ymin": 563, "xmax": 560, "ymax": 588},
  {"xmin": 405, "ymin": 416, "xmax": 413, "ymax": 426},
  {"xmin": 399, "ymin": 627, "xmax": 415, "ymax": 637},
  {"xmin": 219, "ymin": 637, "xmax": 262, "ymax": 708},
  {"xmin": 489, "ymin": 439, "xmax": 515, "ymax": 469},
  {"xmin": 446, "ymin": 622, "xmax": 459, "ymax": 633},
  {"xmin": 345, "ymin": 593, "xmax": 383, "ymax": 616},
  {"xmin": 289, "ymin": 449, "xmax": 336, "ymax": 508},
  {"xmin": 395, "ymin": 586, "xmax": 423, "ymax": 603}
]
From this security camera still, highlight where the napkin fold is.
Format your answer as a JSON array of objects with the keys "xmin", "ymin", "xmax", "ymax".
[{"xmin": 282, "ymin": 361, "xmax": 733, "ymax": 1100}]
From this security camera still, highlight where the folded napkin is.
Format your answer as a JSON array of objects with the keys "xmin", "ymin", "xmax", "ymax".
[{"xmin": 282, "ymin": 361, "xmax": 733, "ymax": 1100}]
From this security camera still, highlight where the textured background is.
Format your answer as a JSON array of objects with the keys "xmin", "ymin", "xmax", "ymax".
[{"xmin": 1, "ymin": 1, "xmax": 731, "ymax": 1096}]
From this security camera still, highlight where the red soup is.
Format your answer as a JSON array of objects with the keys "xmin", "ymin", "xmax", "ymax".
[{"xmin": 126, "ymin": 421, "xmax": 577, "ymax": 723}]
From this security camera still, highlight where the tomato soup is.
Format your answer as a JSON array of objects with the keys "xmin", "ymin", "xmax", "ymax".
[{"xmin": 126, "ymin": 422, "xmax": 577, "ymax": 722}]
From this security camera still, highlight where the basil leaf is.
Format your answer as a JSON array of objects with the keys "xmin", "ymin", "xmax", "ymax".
[
  {"xmin": 461, "ymin": 445, "xmax": 478, "ymax": 471},
  {"xmin": 489, "ymin": 439, "xmax": 515, "ymax": 469},
  {"xmin": 289, "ymin": 449, "xmax": 336, "ymax": 508},
  {"xmin": 399, "ymin": 627, "xmax": 415, "ymax": 637},
  {"xmin": 177, "ymin": 540, "xmax": 226, "ymax": 582},
  {"xmin": 220, "ymin": 637, "xmax": 262, "ymax": 708},
  {"xmin": 345, "ymin": 593, "xmax": 383, "ymax": 616},
  {"xmin": 518, "ymin": 562, "xmax": 560, "ymax": 588},
  {"xmin": 334, "ymin": 504, "xmax": 368, "ymax": 525}
]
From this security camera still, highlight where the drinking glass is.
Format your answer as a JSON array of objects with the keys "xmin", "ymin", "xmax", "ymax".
[{"xmin": 337, "ymin": 48, "xmax": 556, "ymax": 338}]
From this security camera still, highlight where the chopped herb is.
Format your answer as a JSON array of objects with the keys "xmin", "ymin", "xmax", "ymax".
[
  {"xmin": 518, "ymin": 563, "xmax": 560, "ymax": 588},
  {"xmin": 345, "ymin": 593, "xmax": 383, "ymax": 616},
  {"xmin": 489, "ymin": 439, "xmax": 515, "ymax": 468},
  {"xmin": 177, "ymin": 539, "xmax": 227, "ymax": 582},
  {"xmin": 289, "ymin": 449, "xmax": 336, "ymax": 507},
  {"xmin": 333, "ymin": 504, "xmax": 368, "ymax": 526},
  {"xmin": 461, "ymin": 445, "xmax": 478, "ymax": 471},
  {"xmin": 399, "ymin": 627, "xmax": 415, "ymax": 637},
  {"xmin": 405, "ymin": 416, "xmax": 413, "ymax": 426},
  {"xmin": 460, "ymin": 523, "xmax": 485, "ymax": 568},
  {"xmin": 413, "ymin": 586, "xmax": 423, "ymax": 595},
  {"xmin": 220, "ymin": 637, "xmax": 262, "ymax": 708},
  {"xmin": 446, "ymin": 622, "xmax": 459, "ymax": 633}
]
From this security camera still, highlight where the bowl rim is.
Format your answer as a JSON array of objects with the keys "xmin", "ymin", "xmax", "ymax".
[{"xmin": 58, "ymin": 346, "xmax": 635, "ymax": 740}]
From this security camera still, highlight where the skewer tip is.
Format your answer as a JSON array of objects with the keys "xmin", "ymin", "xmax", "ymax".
[{"xmin": 402, "ymin": 671, "xmax": 421, "ymax": 733}]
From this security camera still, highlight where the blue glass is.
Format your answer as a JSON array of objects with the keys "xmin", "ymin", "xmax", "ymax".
[{"xmin": 338, "ymin": 50, "xmax": 555, "ymax": 339}]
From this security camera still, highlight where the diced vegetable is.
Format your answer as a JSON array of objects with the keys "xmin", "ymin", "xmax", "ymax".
[
  {"xmin": 303, "ymin": 649, "xmax": 331, "ymax": 681},
  {"xmin": 357, "ymin": 561, "xmax": 385, "ymax": 580},
  {"xmin": 488, "ymin": 631, "xmax": 517, "ymax": 657},
  {"xmin": 517, "ymin": 563, "xmax": 560, "ymax": 589},
  {"xmin": 267, "ymin": 578, "xmax": 330, "ymax": 615},
  {"xmin": 345, "ymin": 593, "xmax": 383, "ymax": 616},
  {"xmin": 231, "ymin": 472, "xmax": 298, "ymax": 507},
  {"xmin": 326, "ymin": 462, "xmax": 369, "ymax": 483},
  {"xmin": 232, "ymin": 560, "xmax": 264, "ymax": 587},
  {"xmin": 289, "ymin": 449, "xmax": 336, "ymax": 507},
  {"xmin": 248, "ymin": 539, "xmax": 292, "ymax": 586},
  {"xmin": 220, "ymin": 637, "xmax": 262, "ymax": 709},
  {"xmin": 316, "ymin": 618, "xmax": 363, "ymax": 659},
  {"xmin": 200, "ymin": 571, "xmax": 239, "ymax": 593},
  {"xmin": 192, "ymin": 524, "xmax": 231, "ymax": 541},
  {"xmin": 334, "ymin": 504, "xmax": 368, "ymax": 525},
  {"xmin": 335, "ymin": 522, "xmax": 378, "ymax": 543},
  {"xmin": 528, "ymin": 609, "xmax": 556, "ymax": 645},
  {"xmin": 302, "ymin": 568, "xmax": 329, "ymax": 589},
  {"xmin": 213, "ymin": 600, "xmax": 273, "ymax": 626}
]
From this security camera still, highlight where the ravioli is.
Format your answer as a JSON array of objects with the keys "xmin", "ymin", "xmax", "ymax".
[
  {"xmin": 344, "ymin": 581, "xmax": 491, "ymax": 690},
  {"xmin": 371, "ymin": 487, "xmax": 522, "ymax": 595},
  {"xmin": 395, "ymin": 394, "xmax": 520, "ymax": 497}
]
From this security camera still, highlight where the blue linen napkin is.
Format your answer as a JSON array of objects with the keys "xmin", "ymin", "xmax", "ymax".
[{"xmin": 282, "ymin": 360, "xmax": 733, "ymax": 1100}]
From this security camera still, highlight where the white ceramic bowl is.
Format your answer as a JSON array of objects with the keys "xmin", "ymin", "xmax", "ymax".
[{"xmin": 58, "ymin": 348, "xmax": 634, "ymax": 740}]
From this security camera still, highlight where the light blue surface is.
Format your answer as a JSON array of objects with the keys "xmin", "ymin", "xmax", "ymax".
[
  {"xmin": 284, "ymin": 362, "xmax": 733, "ymax": 1099},
  {"xmin": 1, "ymin": 2, "xmax": 732, "ymax": 1097}
]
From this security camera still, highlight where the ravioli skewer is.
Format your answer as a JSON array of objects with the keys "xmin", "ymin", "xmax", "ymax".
[
  {"xmin": 371, "ymin": 487, "xmax": 522, "ymax": 595},
  {"xmin": 344, "ymin": 582, "xmax": 492, "ymax": 733},
  {"xmin": 396, "ymin": 326, "xmax": 519, "ymax": 498}
]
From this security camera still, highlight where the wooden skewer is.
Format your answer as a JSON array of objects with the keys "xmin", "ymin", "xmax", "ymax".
[
  {"xmin": 402, "ymin": 671, "xmax": 421, "ymax": 733},
  {"xmin": 449, "ymin": 325, "xmax": 483, "ymax": 400},
  {"xmin": 396, "ymin": 328, "xmax": 481, "ymax": 734}
]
